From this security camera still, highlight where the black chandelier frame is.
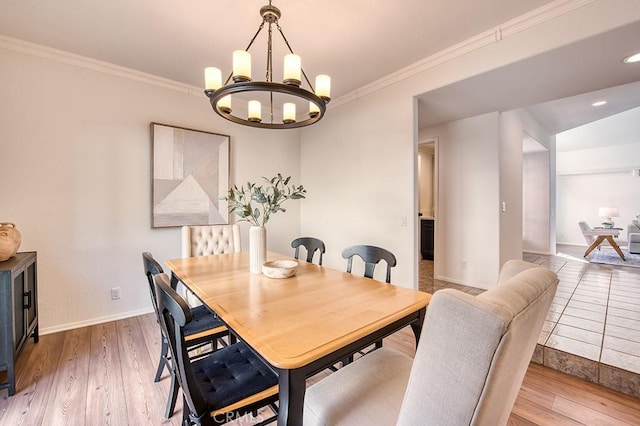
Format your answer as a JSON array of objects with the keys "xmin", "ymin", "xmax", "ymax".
[{"xmin": 204, "ymin": 2, "xmax": 330, "ymax": 129}]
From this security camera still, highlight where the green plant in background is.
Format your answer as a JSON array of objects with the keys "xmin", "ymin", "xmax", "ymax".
[{"xmin": 221, "ymin": 173, "xmax": 306, "ymax": 227}]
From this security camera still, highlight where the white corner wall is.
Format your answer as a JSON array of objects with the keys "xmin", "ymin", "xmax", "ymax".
[
  {"xmin": 520, "ymin": 108, "xmax": 557, "ymax": 254},
  {"xmin": 424, "ymin": 113, "xmax": 501, "ymax": 287},
  {"xmin": 524, "ymin": 151, "xmax": 552, "ymax": 253},
  {"xmin": 0, "ymin": 43, "xmax": 301, "ymax": 333},
  {"xmin": 499, "ymin": 110, "xmax": 525, "ymax": 267}
]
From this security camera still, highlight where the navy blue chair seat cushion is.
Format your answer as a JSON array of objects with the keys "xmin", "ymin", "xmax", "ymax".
[
  {"xmin": 192, "ymin": 342, "xmax": 278, "ymax": 411},
  {"xmin": 185, "ymin": 305, "xmax": 225, "ymax": 336}
]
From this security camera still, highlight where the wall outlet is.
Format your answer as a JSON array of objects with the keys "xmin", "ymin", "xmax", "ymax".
[
  {"xmin": 461, "ymin": 260, "xmax": 468, "ymax": 270},
  {"xmin": 111, "ymin": 287, "xmax": 121, "ymax": 300}
]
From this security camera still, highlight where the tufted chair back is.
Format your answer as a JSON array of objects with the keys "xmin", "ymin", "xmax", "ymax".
[{"xmin": 181, "ymin": 224, "xmax": 241, "ymax": 258}]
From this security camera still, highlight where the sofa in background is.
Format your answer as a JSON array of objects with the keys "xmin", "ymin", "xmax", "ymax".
[{"xmin": 629, "ymin": 220, "xmax": 640, "ymax": 254}]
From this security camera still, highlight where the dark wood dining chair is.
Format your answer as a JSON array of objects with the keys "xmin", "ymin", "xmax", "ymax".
[
  {"xmin": 154, "ymin": 273, "xmax": 279, "ymax": 426},
  {"xmin": 142, "ymin": 252, "xmax": 229, "ymax": 418},
  {"xmin": 341, "ymin": 244, "xmax": 397, "ymax": 284},
  {"xmin": 291, "ymin": 237, "xmax": 326, "ymax": 265},
  {"xmin": 341, "ymin": 245, "xmax": 397, "ymax": 356}
]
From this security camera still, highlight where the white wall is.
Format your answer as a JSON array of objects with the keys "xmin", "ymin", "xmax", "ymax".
[
  {"xmin": 499, "ymin": 110, "xmax": 525, "ymax": 266},
  {"xmin": 520, "ymin": 109, "xmax": 557, "ymax": 254},
  {"xmin": 424, "ymin": 113, "xmax": 501, "ymax": 287},
  {"xmin": 557, "ymin": 171, "xmax": 640, "ymax": 245},
  {"xmin": 524, "ymin": 151, "xmax": 551, "ymax": 253},
  {"xmin": 299, "ymin": 90, "xmax": 417, "ymax": 285},
  {"xmin": 0, "ymin": 43, "xmax": 301, "ymax": 333}
]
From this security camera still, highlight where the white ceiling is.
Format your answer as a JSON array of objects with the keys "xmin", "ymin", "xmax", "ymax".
[
  {"xmin": 1, "ymin": 0, "xmax": 638, "ymax": 140},
  {"xmin": 0, "ymin": 0, "xmax": 554, "ymax": 99},
  {"xmin": 416, "ymin": 21, "xmax": 640, "ymax": 134}
]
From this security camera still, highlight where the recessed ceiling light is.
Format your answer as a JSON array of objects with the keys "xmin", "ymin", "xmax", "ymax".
[
  {"xmin": 623, "ymin": 53, "xmax": 640, "ymax": 63},
  {"xmin": 592, "ymin": 101, "xmax": 607, "ymax": 106}
]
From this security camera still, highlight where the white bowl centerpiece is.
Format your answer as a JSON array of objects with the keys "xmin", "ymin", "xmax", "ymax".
[{"xmin": 262, "ymin": 259, "xmax": 298, "ymax": 279}]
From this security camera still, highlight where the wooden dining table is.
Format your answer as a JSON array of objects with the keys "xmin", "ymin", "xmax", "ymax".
[{"xmin": 166, "ymin": 252, "xmax": 431, "ymax": 426}]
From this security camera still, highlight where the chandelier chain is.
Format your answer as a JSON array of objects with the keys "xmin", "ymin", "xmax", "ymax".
[
  {"xmin": 267, "ymin": 20, "xmax": 274, "ymax": 122},
  {"xmin": 266, "ymin": 21, "xmax": 273, "ymax": 83},
  {"xmin": 275, "ymin": 23, "xmax": 314, "ymax": 90}
]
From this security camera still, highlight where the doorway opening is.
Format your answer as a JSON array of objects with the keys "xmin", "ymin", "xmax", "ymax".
[{"xmin": 417, "ymin": 138, "xmax": 437, "ymax": 292}]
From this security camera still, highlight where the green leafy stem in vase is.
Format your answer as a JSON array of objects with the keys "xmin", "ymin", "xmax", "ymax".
[{"xmin": 220, "ymin": 173, "xmax": 306, "ymax": 227}]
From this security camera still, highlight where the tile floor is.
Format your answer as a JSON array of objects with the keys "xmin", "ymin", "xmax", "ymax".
[{"xmin": 418, "ymin": 245, "xmax": 640, "ymax": 397}]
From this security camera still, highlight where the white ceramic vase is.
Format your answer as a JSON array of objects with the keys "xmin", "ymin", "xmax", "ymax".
[{"xmin": 249, "ymin": 225, "xmax": 267, "ymax": 274}]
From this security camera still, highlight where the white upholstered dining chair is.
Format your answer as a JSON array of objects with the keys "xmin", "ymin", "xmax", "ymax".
[
  {"xmin": 180, "ymin": 224, "xmax": 241, "ymax": 307},
  {"xmin": 303, "ymin": 259, "xmax": 558, "ymax": 426},
  {"xmin": 181, "ymin": 224, "xmax": 241, "ymax": 257}
]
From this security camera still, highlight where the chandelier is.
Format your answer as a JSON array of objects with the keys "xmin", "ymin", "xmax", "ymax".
[{"xmin": 204, "ymin": 1, "xmax": 331, "ymax": 129}]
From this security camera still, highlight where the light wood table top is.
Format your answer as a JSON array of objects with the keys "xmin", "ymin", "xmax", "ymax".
[{"xmin": 166, "ymin": 252, "xmax": 430, "ymax": 369}]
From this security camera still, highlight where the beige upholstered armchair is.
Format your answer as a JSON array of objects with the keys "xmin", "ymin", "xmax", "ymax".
[
  {"xmin": 304, "ymin": 260, "xmax": 558, "ymax": 426},
  {"xmin": 181, "ymin": 224, "xmax": 241, "ymax": 257}
]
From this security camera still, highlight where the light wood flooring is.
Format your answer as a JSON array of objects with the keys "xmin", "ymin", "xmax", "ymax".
[{"xmin": 2, "ymin": 313, "xmax": 640, "ymax": 425}]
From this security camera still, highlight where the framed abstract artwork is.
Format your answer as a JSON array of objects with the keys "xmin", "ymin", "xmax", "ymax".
[{"xmin": 151, "ymin": 122, "xmax": 230, "ymax": 228}]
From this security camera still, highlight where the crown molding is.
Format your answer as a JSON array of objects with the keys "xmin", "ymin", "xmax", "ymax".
[
  {"xmin": 0, "ymin": 34, "xmax": 202, "ymax": 96},
  {"xmin": 330, "ymin": 0, "xmax": 596, "ymax": 109},
  {"xmin": 0, "ymin": 0, "xmax": 596, "ymax": 108}
]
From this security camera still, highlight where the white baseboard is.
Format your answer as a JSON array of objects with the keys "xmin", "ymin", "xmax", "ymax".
[
  {"xmin": 434, "ymin": 275, "xmax": 489, "ymax": 290},
  {"xmin": 524, "ymin": 250, "xmax": 553, "ymax": 255},
  {"xmin": 40, "ymin": 307, "xmax": 154, "ymax": 336}
]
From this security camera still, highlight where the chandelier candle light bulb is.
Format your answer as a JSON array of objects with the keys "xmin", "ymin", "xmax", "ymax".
[
  {"xmin": 204, "ymin": 67, "xmax": 222, "ymax": 90},
  {"xmin": 315, "ymin": 74, "xmax": 331, "ymax": 100},
  {"xmin": 283, "ymin": 103, "xmax": 296, "ymax": 123},
  {"xmin": 218, "ymin": 95, "xmax": 232, "ymax": 113},
  {"xmin": 248, "ymin": 100, "xmax": 262, "ymax": 122},
  {"xmin": 309, "ymin": 101, "xmax": 320, "ymax": 117},
  {"xmin": 232, "ymin": 50, "xmax": 251, "ymax": 82},
  {"xmin": 283, "ymin": 54, "xmax": 301, "ymax": 86}
]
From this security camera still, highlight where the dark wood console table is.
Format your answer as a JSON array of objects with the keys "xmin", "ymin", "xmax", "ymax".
[{"xmin": 0, "ymin": 252, "xmax": 38, "ymax": 396}]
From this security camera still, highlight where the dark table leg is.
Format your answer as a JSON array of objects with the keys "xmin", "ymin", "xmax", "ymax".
[
  {"xmin": 169, "ymin": 272, "xmax": 180, "ymax": 290},
  {"xmin": 277, "ymin": 367, "xmax": 307, "ymax": 426},
  {"xmin": 410, "ymin": 307, "xmax": 426, "ymax": 346}
]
